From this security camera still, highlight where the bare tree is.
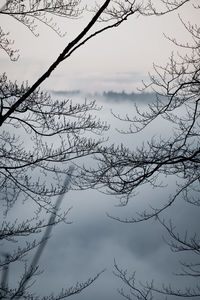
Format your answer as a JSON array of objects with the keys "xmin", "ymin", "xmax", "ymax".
[
  {"xmin": 0, "ymin": 1, "xmax": 109, "ymax": 298},
  {"xmin": 0, "ymin": 0, "xmax": 82, "ymax": 60},
  {"xmin": 79, "ymin": 2, "xmax": 200, "ymax": 299},
  {"xmin": 0, "ymin": 0, "xmax": 193, "ymax": 299}
]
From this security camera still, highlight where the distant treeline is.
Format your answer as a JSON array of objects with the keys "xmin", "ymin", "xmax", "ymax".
[
  {"xmin": 101, "ymin": 91, "xmax": 155, "ymax": 102},
  {"xmin": 50, "ymin": 89, "xmax": 155, "ymax": 102},
  {"xmin": 51, "ymin": 90, "xmax": 81, "ymax": 96}
]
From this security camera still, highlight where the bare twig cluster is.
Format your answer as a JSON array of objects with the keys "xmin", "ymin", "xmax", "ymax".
[
  {"xmin": 82, "ymin": 2, "xmax": 200, "ymax": 299},
  {"xmin": 0, "ymin": 0, "xmax": 196, "ymax": 299}
]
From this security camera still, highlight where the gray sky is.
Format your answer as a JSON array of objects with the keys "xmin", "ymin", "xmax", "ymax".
[{"xmin": 1, "ymin": 0, "xmax": 199, "ymax": 92}]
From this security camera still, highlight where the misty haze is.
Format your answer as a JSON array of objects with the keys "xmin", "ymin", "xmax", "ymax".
[{"xmin": 0, "ymin": 1, "xmax": 199, "ymax": 300}]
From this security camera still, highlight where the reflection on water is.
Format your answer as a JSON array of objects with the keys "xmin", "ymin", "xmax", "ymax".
[{"xmin": 2, "ymin": 92, "xmax": 197, "ymax": 300}]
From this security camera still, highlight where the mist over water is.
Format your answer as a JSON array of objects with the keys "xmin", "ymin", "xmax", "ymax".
[{"xmin": 5, "ymin": 91, "xmax": 198, "ymax": 300}]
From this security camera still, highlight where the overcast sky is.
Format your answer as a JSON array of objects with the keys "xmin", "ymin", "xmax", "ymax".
[
  {"xmin": 1, "ymin": 1, "xmax": 200, "ymax": 299},
  {"xmin": 1, "ymin": 0, "xmax": 199, "ymax": 92}
]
